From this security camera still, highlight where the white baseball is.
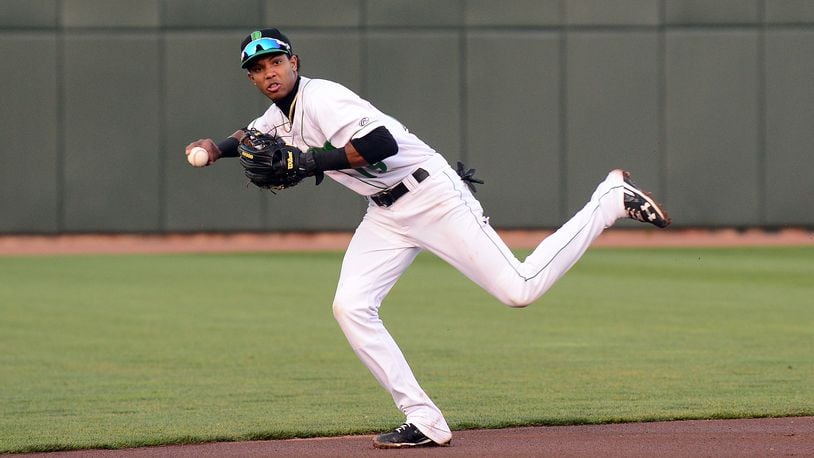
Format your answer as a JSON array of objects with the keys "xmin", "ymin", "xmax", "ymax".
[{"xmin": 187, "ymin": 147, "xmax": 209, "ymax": 167}]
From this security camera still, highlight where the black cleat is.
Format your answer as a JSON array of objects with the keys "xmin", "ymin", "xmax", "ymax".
[
  {"xmin": 372, "ymin": 423, "xmax": 450, "ymax": 449},
  {"xmin": 618, "ymin": 169, "xmax": 671, "ymax": 228}
]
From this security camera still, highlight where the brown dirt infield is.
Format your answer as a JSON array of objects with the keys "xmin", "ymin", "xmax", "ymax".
[
  {"xmin": 21, "ymin": 417, "xmax": 814, "ymax": 457},
  {"xmin": 5, "ymin": 228, "xmax": 813, "ymax": 456}
]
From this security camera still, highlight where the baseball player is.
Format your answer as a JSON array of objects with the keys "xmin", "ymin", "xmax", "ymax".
[{"xmin": 185, "ymin": 28, "xmax": 671, "ymax": 449}]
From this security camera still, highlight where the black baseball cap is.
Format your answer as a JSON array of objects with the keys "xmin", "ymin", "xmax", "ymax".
[{"xmin": 240, "ymin": 28, "xmax": 293, "ymax": 68}]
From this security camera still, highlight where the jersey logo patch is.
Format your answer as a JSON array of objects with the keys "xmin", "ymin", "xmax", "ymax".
[{"xmin": 356, "ymin": 161, "xmax": 387, "ymax": 178}]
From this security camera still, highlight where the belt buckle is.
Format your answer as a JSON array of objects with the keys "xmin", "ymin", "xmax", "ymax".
[{"xmin": 373, "ymin": 190, "xmax": 394, "ymax": 207}]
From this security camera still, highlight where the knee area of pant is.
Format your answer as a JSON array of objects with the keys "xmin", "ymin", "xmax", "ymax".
[
  {"xmin": 503, "ymin": 298, "xmax": 532, "ymax": 308},
  {"xmin": 498, "ymin": 291, "xmax": 533, "ymax": 308},
  {"xmin": 331, "ymin": 295, "xmax": 353, "ymax": 321},
  {"xmin": 332, "ymin": 290, "xmax": 374, "ymax": 322}
]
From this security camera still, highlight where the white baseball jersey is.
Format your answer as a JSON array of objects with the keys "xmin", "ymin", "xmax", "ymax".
[{"xmin": 248, "ymin": 76, "xmax": 448, "ymax": 196}]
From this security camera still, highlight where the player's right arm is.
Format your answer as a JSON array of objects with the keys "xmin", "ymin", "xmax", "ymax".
[{"xmin": 184, "ymin": 129, "xmax": 247, "ymax": 163}]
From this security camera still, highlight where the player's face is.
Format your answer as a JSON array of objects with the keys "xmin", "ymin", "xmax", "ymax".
[{"xmin": 246, "ymin": 54, "xmax": 299, "ymax": 102}]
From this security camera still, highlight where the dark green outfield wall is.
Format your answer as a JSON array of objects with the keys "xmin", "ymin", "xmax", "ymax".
[{"xmin": 2, "ymin": 0, "xmax": 812, "ymax": 233}]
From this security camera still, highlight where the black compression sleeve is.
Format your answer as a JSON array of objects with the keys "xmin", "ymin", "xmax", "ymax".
[
  {"xmin": 217, "ymin": 137, "xmax": 239, "ymax": 158},
  {"xmin": 312, "ymin": 147, "xmax": 351, "ymax": 171},
  {"xmin": 349, "ymin": 126, "xmax": 398, "ymax": 164}
]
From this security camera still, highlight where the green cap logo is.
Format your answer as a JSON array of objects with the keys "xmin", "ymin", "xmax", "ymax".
[{"xmin": 251, "ymin": 31, "xmax": 262, "ymax": 40}]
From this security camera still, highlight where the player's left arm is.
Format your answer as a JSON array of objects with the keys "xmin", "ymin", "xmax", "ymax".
[
  {"xmin": 348, "ymin": 126, "xmax": 397, "ymax": 166},
  {"xmin": 304, "ymin": 82, "xmax": 399, "ymax": 171},
  {"xmin": 305, "ymin": 125, "xmax": 397, "ymax": 171}
]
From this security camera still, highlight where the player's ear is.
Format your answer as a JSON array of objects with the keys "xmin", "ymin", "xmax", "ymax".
[{"xmin": 290, "ymin": 54, "xmax": 299, "ymax": 72}]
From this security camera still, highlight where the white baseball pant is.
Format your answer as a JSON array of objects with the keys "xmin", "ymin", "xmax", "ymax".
[{"xmin": 332, "ymin": 166, "xmax": 626, "ymax": 444}]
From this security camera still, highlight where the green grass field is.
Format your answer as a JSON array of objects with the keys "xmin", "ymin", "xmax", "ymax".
[{"xmin": 1, "ymin": 247, "xmax": 812, "ymax": 453}]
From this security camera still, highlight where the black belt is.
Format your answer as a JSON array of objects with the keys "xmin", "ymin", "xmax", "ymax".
[{"xmin": 370, "ymin": 168, "xmax": 430, "ymax": 207}]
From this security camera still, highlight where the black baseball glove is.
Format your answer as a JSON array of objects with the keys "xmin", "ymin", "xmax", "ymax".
[{"xmin": 238, "ymin": 129, "xmax": 323, "ymax": 190}]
